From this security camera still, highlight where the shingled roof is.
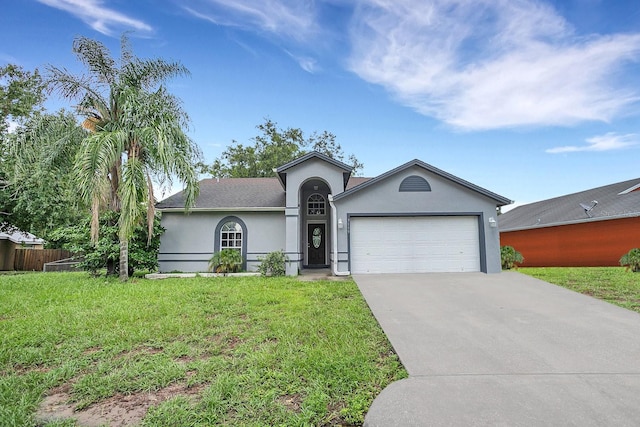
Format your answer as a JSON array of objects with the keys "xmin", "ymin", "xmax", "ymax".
[
  {"xmin": 157, "ymin": 178, "xmax": 285, "ymax": 210},
  {"xmin": 499, "ymin": 178, "xmax": 640, "ymax": 231},
  {"xmin": 156, "ymin": 176, "xmax": 373, "ymax": 210}
]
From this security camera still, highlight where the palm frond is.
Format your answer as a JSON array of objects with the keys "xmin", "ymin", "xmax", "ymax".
[
  {"xmin": 46, "ymin": 66, "xmax": 110, "ymax": 117},
  {"xmin": 122, "ymin": 58, "xmax": 190, "ymax": 91},
  {"xmin": 72, "ymin": 36, "xmax": 117, "ymax": 85},
  {"xmin": 74, "ymin": 129, "xmax": 126, "ymax": 208},
  {"xmin": 118, "ymin": 155, "xmax": 147, "ymax": 240},
  {"xmin": 120, "ymin": 33, "xmax": 134, "ymax": 68}
]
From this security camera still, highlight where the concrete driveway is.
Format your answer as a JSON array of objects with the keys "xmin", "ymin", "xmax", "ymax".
[{"xmin": 354, "ymin": 272, "xmax": 640, "ymax": 426}]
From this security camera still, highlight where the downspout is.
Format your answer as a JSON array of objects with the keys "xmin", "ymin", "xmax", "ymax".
[{"xmin": 328, "ymin": 194, "xmax": 350, "ymax": 276}]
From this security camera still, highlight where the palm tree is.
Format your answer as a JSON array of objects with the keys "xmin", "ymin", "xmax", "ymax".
[{"xmin": 48, "ymin": 35, "xmax": 200, "ymax": 281}]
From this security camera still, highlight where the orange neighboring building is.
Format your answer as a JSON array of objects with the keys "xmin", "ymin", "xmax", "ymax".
[{"xmin": 499, "ymin": 178, "xmax": 640, "ymax": 267}]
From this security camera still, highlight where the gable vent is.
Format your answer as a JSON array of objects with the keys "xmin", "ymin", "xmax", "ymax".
[{"xmin": 399, "ymin": 175, "xmax": 431, "ymax": 192}]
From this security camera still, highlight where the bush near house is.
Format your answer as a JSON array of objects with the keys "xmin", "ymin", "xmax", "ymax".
[
  {"xmin": 501, "ymin": 245, "xmax": 524, "ymax": 270},
  {"xmin": 257, "ymin": 250, "xmax": 289, "ymax": 277},
  {"xmin": 619, "ymin": 248, "xmax": 640, "ymax": 272},
  {"xmin": 48, "ymin": 211, "xmax": 164, "ymax": 276},
  {"xmin": 208, "ymin": 249, "xmax": 243, "ymax": 274}
]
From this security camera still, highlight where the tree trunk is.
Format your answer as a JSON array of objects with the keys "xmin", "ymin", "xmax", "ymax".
[{"xmin": 119, "ymin": 237, "xmax": 129, "ymax": 282}]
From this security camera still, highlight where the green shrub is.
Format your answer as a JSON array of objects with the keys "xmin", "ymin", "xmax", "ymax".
[
  {"xmin": 208, "ymin": 249, "xmax": 243, "ymax": 275},
  {"xmin": 48, "ymin": 211, "xmax": 164, "ymax": 276},
  {"xmin": 619, "ymin": 248, "xmax": 640, "ymax": 272},
  {"xmin": 501, "ymin": 245, "xmax": 524, "ymax": 269},
  {"xmin": 257, "ymin": 250, "xmax": 289, "ymax": 277}
]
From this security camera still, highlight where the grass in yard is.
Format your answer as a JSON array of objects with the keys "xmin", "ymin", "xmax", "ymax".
[
  {"xmin": 519, "ymin": 267, "xmax": 640, "ymax": 313},
  {"xmin": 0, "ymin": 273, "xmax": 406, "ymax": 426}
]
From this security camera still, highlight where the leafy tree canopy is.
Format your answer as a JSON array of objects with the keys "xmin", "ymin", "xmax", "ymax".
[
  {"xmin": 1, "ymin": 64, "xmax": 48, "ymax": 232},
  {"xmin": 0, "ymin": 64, "xmax": 45, "ymax": 134},
  {"xmin": 1, "ymin": 110, "xmax": 88, "ymax": 240},
  {"xmin": 209, "ymin": 119, "xmax": 363, "ymax": 178}
]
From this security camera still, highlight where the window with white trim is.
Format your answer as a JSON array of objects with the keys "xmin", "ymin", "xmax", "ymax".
[
  {"xmin": 220, "ymin": 221, "xmax": 242, "ymax": 251},
  {"xmin": 307, "ymin": 194, "xmax": 326, "ymax": 216}
]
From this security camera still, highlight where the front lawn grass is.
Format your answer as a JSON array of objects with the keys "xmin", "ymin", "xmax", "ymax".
[
  {"xmin": 0, "ymin": 273, "xmax": 406, "ymax": 426},
  {"xmin": 519, "ymin": 267, "xmax": 640, "ymax": 313}
]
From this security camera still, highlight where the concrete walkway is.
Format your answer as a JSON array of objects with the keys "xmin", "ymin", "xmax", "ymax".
[{"xmin": 354, "ymin": 272, "xmax": 640, "ymax": 426}]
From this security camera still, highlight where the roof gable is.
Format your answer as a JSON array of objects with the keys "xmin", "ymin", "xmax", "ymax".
[
  {"xmin": 275, "ymin": 151, "xmax": 354, "ymax": 191},
  {"xmin": 276, "ymin": 151, "xmax": 353, "ymax": 173},
  {"xmin": 333, "ymin": 159, "xmax": 511, "ymax": 205},
  {"xmin": 499, "ymin": 178, "xmax": 640, "ymax": 231}
]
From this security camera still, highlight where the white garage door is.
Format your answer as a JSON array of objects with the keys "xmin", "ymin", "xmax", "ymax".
[{"xmin": 350, "ymin": 216, "xmax": 481, "ymax": 274}]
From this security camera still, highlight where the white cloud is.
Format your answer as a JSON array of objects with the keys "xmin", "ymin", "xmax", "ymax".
[
  {"xmin": 295, "ymin": 57, "xmax": 318, "ymax": 74},
  {"xmin": 546, "ymin": 132, "xmax": 640, "ymax": 153},
  {"xmin": 37, "ymin": 0, "xmax": 152, "ymax": 36},
  {"xmin": 285, "ymin": 50, "xmax": 319, "ymax": 73},
  {"xmin": 347, "ymin": 0, "xmax": 640, "ymax": 130},
  {"xmin": 183, "ymin": 0, "xmax": 318, "ymax": 42}
]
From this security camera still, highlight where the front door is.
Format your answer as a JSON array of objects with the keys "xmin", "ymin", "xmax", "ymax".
[{"xmin": 307, "ymin": 224, "xmax": 326, "ymax": 266}]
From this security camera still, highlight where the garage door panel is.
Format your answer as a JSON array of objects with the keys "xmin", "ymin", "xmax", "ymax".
[{"xmin": 350, "ymin": 216, "xmax": 480, "ymax": 274}]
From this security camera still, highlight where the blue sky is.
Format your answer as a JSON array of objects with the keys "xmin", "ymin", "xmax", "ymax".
[{"xmin": 2, "ymin": 0, "xmax": 640, "ymax": 208}]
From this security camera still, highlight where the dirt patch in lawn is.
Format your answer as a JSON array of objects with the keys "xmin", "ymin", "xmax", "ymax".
[
  {"xmin": 36, "ymin": 382, "xmax": 204, "ymax": 427},
  {"xmin": 277, "ymin": 393, "xmax": 303, "ymax": 413}
]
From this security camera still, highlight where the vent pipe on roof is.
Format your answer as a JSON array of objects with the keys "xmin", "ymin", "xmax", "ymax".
[{"xmin": 579, "ymin": 200, "xmax": 598, "ymax": 217}]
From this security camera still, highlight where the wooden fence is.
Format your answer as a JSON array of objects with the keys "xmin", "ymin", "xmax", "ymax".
[{"xmin": 14, "ymin": 249, "xmax": 72, "ymax": 271}]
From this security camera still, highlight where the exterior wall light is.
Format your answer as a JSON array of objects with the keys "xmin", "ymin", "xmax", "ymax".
[
  {"xmin": 488, "ymin": 217, "xmax": 497, "ymax": 228},
  {"xmin": 337, "ymin": 218, "xmax": 344, "ymax": 229}
]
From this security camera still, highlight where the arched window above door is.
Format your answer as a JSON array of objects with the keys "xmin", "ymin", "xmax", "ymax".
[{"xmin": 307, "ymin": 193, "xmax": 326, "ymax": 216}]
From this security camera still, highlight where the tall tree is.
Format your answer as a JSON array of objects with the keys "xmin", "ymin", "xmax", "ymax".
[
  {"xmin": 210, "ymin": 119, "xmax": 363, "ymax": 178},
  {"xmin": 3, "ymin": 110, "xmax": 87, "ymax": 239},
  {"xmin": 0, "ymin": 65, "xmax": 45, "ymax": 134},
  {"xmin": 48, "ymin": 35, "xmax": 201, "ymax": 281},
  {"xmin": 1, "ymin": 65, "xmax": 47, "ymax": 227}
]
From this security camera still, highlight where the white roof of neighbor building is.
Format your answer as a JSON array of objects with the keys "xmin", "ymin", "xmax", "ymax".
[{"xmin": 0, "ymin": 230, "xmax": 45, "ymax": 245}]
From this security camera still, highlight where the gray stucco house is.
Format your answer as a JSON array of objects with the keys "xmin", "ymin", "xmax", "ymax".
[{"xmin": 156, "ymin": 152, "xmax": 511, "ymax": 275}]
